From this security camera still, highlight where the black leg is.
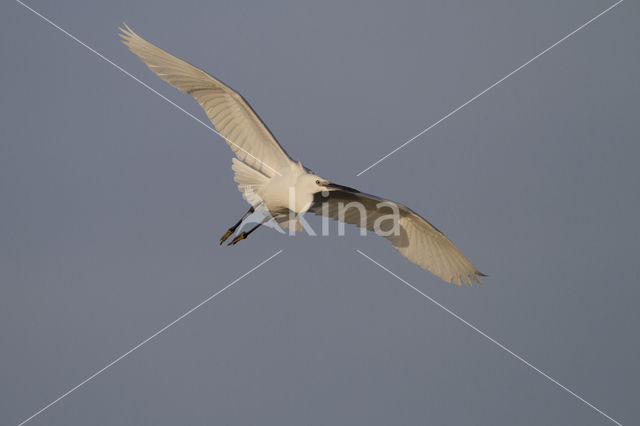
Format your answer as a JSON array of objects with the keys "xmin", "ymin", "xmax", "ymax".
[
  {"xmin": 220, "ymin": 206, "xmax": 254, "ymax": 245},
  {"xmin": 228, "ymin": 217, "xmax": 268, "ymax": 246}
]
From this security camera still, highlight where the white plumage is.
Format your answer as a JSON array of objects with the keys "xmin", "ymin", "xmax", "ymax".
[
  {"xmin": 120, "ymin": 25, "xmax": 486, "ymax": 286},
  {"xmin": 119, "ymin": 24, "xmax": 292, "ymax": 178}
]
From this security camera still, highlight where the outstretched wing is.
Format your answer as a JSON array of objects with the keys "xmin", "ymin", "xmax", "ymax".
[
  {"xmin": 311, "ymin": 190, "xmax": 486, "ymax": 286},
  {"xmin": 119, "ymin": 25, "xmax": 293, "ymax": 178}
]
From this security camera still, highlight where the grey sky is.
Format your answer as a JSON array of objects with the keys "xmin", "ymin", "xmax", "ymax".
[{"xmin": 1, "ymin": 0, "xmax": 639, "ymax": 425}]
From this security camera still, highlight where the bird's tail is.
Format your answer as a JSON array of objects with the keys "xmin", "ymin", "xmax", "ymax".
[{"xmin": 232, "ymin": 158, "xmax": 269, "ymax": 204}]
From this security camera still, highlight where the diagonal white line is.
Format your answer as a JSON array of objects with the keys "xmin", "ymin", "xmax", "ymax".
[
  {"xmin": 356, "ymin": 0, "xmax": 624, "ymax": 176},
  {"xmin": 15, "ymin": 0, "xmax": 282, "ymax": 176},
  {"xmin": 17, "ymin": 250, "xmax": 283, "ymax": 426},
  {"xmin": 356, "ymin": 250, "xmax": 623, "ymax": 426}
]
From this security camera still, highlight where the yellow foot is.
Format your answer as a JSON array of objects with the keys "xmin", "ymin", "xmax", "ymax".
[
  {"xmin": 228, "ymin": 232, "xmax": 247, "ymax": 246},
  {"xmin": 220, "ymin": 229, "xmax": 234, "ymax": 245}
]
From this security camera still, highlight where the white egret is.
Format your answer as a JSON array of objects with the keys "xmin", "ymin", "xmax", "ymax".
[{"xmin": 119, "ymin": 25, "xmax": 486, "ymax": 286}]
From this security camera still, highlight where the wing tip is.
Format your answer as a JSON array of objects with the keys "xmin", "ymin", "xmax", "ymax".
[
  {"xmin": 472, "ymin": 271, "xmax": 486, "ymax": 285},
  {"xmin": 117, "ymin": 23, "xmax": 139, "ymax": 46},
  {"xmin": 448, "ymin": 270, "xmax": 487, "ymax": 287}
]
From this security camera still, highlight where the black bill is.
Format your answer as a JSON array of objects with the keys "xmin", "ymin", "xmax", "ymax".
[{"xmin": 326, "ymin": 182, "xmax": 360, "ymax": 193}]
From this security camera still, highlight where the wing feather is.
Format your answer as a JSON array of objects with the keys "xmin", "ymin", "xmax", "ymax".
[
  {"xmin": 119, "ymin": 25, "xmax": 293, "ymax": 178},
  {"xmin": 311, "ymin": 190, "xmax": 485, "ymax": 286}
]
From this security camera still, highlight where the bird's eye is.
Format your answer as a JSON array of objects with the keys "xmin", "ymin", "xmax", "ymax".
[{"xmin": 315, "ymin": 180, "xmax": 321, "ymax": 185}]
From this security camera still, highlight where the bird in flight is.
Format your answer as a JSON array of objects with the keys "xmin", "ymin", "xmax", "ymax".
[{"xmin": 119, "ymin": 25, "xmax": 486, "ymax": 286}]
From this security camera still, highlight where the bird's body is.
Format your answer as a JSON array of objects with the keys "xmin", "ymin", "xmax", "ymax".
[
  {"xmin": 119, "ymin": 25, "xmax": 486, "ymax": 286},
  {"xmin": 259, "ymin": 162, "xmax": 316, "ymax": 214}
]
